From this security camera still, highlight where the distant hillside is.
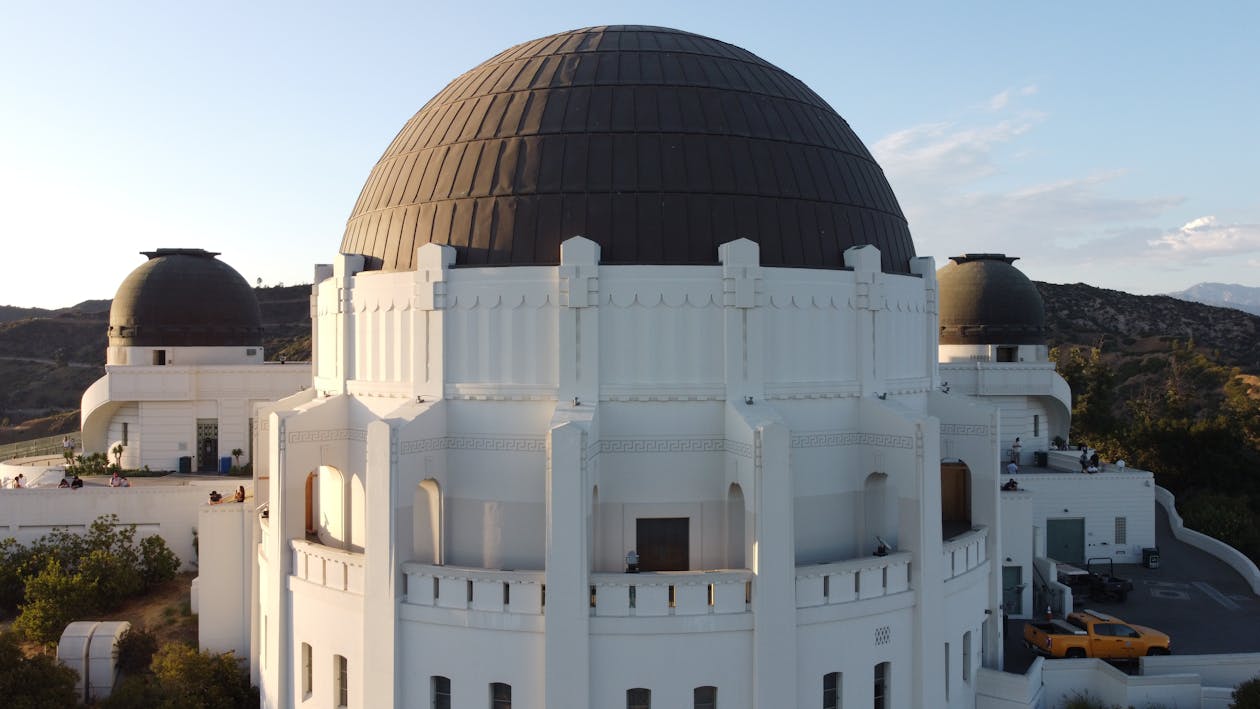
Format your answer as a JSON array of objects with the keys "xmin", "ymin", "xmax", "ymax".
[
  {"xmin": 0, "ymin": 285, "xmax": 312, "ymax": 424},
  {"xmin": 1166, "ymin": 282, "xmax": 1260, "ymax": 317},
  {"xmin": 1038, "ymin": 282, "xmax": 1260, "ymax": 375}
]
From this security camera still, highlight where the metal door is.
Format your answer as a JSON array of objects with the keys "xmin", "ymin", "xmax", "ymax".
[
  {"xmin": 1047, "ymin": 518, "xmax": 1086, "ymax": 564},
  {"xmin": 636, "ymin": 517, "xmax": 689, "ymax": 571}
]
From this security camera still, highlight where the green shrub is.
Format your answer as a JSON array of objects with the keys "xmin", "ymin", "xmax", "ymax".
[
  {"xmin": 116, "ymin": 627, "xmax": 160, "ymax": 675},
  {"xmin": 1233, "ymin": 676, "xmax": 1260, "ymax": 708},
  {"xmin": 149, "ymin": 643, "xmax": 257, "ymax": 709},
  {"xmin": 139, "ymin": 535, "xmax": 180, "ymax": 589},
  {"xmin": 14, "ymin": 559, "xmax": 98, "ymax": 645},
  {"xmin": 0, "ymin": 630, "xmax": 78, "ymax": 709}
]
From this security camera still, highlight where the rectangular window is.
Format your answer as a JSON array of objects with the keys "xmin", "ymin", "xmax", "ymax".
[
  {"xmin": 153, "ymin": 349, "xmax": 166, "ymax": 365},
  {"xmin": 874, "ymin": 662, "xmax": 889, "ymax": 709},
  {"xmin": 301, "ymin": 643, "xmax": 312, "ymax": 698},
  {"xmin": 1033, "ymin": 414, "xmax": 1040, "ymax": 438},
  {"xmin": 823, "ymin": 671, "xmax": 840, "ymax": 709},
  {"xmin": 627, "ymin": 687, "xmax": 651, "ymax": 709},
  {"xmin": 996, "ymin": 346, "xmax": 1017, "ymax": 362},
  {"xmin": 334, "ymin": 655, "xmax": 348, "ymax": 708},
  {"xmin": 694, "ymin": 685, "xmax": 717, "ymax": 709},
  {"xmin": 1115, "ymin": 517, "xmax": 1127, "ymax": 545},
  {"xmin": 432, "ymin": 676, "xmax": 451, "ymax": 709},
  {"xmin": 491, "ymin": 682, "xmax": 511, "ymax": 709},
  {"xmin": 963, "ymin": 631, "xmax": 972, "ymax": 685},
  {"xmin": 122, "ymin": 422, "xmax": 129, "ymax": 446},
  {"xmin": 944, "ymin": 643, "xmax": 950, "ymax": 700}
]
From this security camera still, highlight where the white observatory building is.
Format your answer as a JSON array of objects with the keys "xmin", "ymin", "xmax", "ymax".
[{"xmin": 253, "ymin": 26, "xmax": 1004, "ymax": 709}]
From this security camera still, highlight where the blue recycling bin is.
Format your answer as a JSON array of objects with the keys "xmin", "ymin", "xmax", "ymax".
[{"xmin": 219, "ymin": 456, "xmax": 232, "ymax": 474}]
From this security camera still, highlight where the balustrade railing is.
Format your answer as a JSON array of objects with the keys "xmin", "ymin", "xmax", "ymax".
[
  {"xmin": 795, "ymin": 552, "xmax": 911, "ymax": 608},
  {"xmin": 291, "ymin": 539, "xmax": 364, "ymax": 594},
  {"xmin": 589, "ymin": 570, "xmax": 752, "ymax": 617},
  {"xmin": 943, "ymin": 526, "xmax": 988, "ymax": 579}
]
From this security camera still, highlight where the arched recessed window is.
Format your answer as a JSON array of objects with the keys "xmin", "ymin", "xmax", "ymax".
[
  {"xmin": 823, "ymin": 672, "xmax": 840, "ymax": 709},
  {"xmin": 431, "ymin": 676, "xmax": 450, "ymax": 709},
  {"xmin": 333, "ymin": 654, "xmax": 348, "ymax": 708},
  {"xmin": 694, "ymin": 685, "xmax": 717, "ymax": 709},
  {"xmin": 727, "ymin": 483, "xmax": 745, "ymax": 568},
  {"xmin": 490, "ymin": 682, "xmax": 511, "ymax": 709},
  {"xmin": 414, "ymin": 479, "xmax": 443, "ymax": 564},
  {"xmin": 874, "ymin": 662, "xmax": 890, "ymax": 709},
  {"xmin": 317, "ymin": 466, "xmax": 347, "ymax": 547},
  {"xmin": 627, "ymin": 687, "xmax": 651, "ymax": 709}
]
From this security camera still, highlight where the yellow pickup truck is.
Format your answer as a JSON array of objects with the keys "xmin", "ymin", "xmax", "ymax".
[{"xmin": 1024, "ymin": 609, "xmax": 1171, "ymax": 659}]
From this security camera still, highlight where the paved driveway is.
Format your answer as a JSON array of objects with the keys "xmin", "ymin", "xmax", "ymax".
[{"xmin": 1005, "ymin": 503, "xmax": 1260, "ymax": 672}]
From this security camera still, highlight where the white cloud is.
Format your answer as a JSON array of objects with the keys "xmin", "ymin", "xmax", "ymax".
[
  {"xmin": 1147, "ymin": 216, "xmax": 1260, "ymax": 256},
  {"xmin": 870, "ymin": 95, "xmax": 1199, "ymax": 287},
  {"xmin": 986, "ymin": 84, "xmax": 1038, "ymax": 111}
]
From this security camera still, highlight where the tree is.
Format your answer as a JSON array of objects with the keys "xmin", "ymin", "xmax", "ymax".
[
  {"xmin": 112, "ymin": 443, "xmax": 125, "ymax": 468},
  {"xmin": 14, "ymin": 559, "xmax": 98, "ymax": 645},
  {"xmin": 139, "ymin": 535, "xmax": 180, "ymax": 590},
  {"xmin": 1233, "ymin": 676, "xmax": 1260, "ymax": 708},
  {"xmin": 231, "ymin": 447, "xmax": 243, "ymax": 470},
  {"xmin": 149, "ymin": 643, "xmax": 256, "ymax": 709},
  {"xmin": 0, "ymin": 631, "xmax": 78, "ymax": 709}
]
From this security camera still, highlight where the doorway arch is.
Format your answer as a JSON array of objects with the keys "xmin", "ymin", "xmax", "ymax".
[{"xmin": 940, "ymin": 461, "xmax": 972, "ymax": 538}]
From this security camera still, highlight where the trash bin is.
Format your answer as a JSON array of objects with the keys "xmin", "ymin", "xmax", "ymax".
[
  {"xmin": 178, "ymin": 456, "xmax": 192, "ymax": 474},
  {"xmin": 219, "ymin": 456, "xmax": 233, "ymax": 474},
  {"xmin": 1034, "ymin": 451, "xmax": 1048, "ymax": 468},
  {"xmin": 1142, "ymin": 547, "xmax": 1160, "ymax": 569}
]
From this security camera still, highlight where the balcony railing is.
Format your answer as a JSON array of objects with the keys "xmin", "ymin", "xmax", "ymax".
[
  {"xmin": 795, "ymin": 552, "xmax": 912, "ymax": 608},
  {"xmin": 402, "ymin": 563, "xmax": 545, "ymax": 614},
  {"xmin": 589, "ymin": 570, "xmax": 752, "ymax": 617},
  {"xmin": 291, "ymin": 539, "xmax": 364, "ymax": 594},
  {"xmin": 943, "ymin": 526, "xmax": 988, "ymax": 580}
]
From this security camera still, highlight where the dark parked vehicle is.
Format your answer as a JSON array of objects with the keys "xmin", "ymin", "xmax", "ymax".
[{"xmin": 1086, "ymin": 558, "xmax": 1134, "ymax": 602}]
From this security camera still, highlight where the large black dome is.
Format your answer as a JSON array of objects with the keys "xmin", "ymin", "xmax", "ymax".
[
  {"xmin": 937, "ymin": 254, "xmax": 1046, "ymax": 346},
  {"xmin": 340, "ymin": 25, "xmax": 915, "ymax": 273},
  {"xmin": 108, "ymin": 249, "xmax": 263, "ymax": 348}
]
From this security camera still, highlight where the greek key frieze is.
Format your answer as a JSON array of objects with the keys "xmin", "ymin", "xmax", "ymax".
[
  {"xmin": 791, "ymin": 431, "xmax": 914, "ymax": 450},
  {"xmin": 287, "ymin": 429, "xmax": 367, "ymax": 444},
  {"xmin": 940, "ymin": 424, "xmax": 989, "ymax": 437}
]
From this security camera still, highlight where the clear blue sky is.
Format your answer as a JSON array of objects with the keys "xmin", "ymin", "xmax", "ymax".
[{"xmin": 2, "ymin": 0, "xmax": 1257, "ymax": 307}]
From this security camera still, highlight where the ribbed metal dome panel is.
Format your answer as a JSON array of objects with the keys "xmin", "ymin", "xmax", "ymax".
[
  {"xmin": 109, "ymin": 249, "xmax": 263, "ymax": 348},
  {"xmin": 340, "ymin": 25, "xmax": 916, "ymax": 273},
  {"xmin": 937, "ymin": 254, "xmax": 1046, "ymax": 345}
]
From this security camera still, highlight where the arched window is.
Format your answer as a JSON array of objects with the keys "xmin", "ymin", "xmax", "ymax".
[
  {"xmin": 431, "ymin": 676, "xmax": 450, "ymax": 709},
  {"xmin": 350, "ymin": 474, "xmax": 366, "ymax": 551},
  {"xmin": 727, "ymin": 483, "xmax": 745, "ymax": 568},
  {"xmin": 874, "ymin": 662, "xmax": 890, "ymax": 709},
  {"xmin": 627, "ymin": 688, "xmax": 651, "ymax": 709},
  {"xmin": 304, "ymin": 472, "xmax": 318, "ymax": 535},
  {"xmin": 694, "ymin": 685, "xmax": 717, "ymax": 709},
  {"xmin": 490, "ymin": 682, "xmax": 511, "ymax": 709},
  {"xmin": 414, "ymin": 479, "xmax": 443, "ymax": 564},
  {"xmin": 823, "ymin": 672, "xmax": 840, "ymax": 709}
]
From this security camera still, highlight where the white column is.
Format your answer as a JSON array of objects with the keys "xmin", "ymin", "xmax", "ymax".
[
  {"xmin": 558, "ymin": 236, "xmax": 600, "ymax": 407},
  {"xmin": 333, "ymin": 253, "xmax": 365, "ymax": 393},
  {"xmin": 844, "ymin": 245, "xmax": 884, "ymax": 395},
  {"xmin": 362, "ymin": 420, "xmax": 398, "ymax": 708},
  {"xmin": 718, "ymin": 238, "xmax": 764, "ymax": 404},
  {"xmin": 544, "ymin": 419, "xmax": 590, "ymax": 708},
  {"xmin": 752, "ymin": 421, "xmax": 796, "ymax": 709},
  {"xmin": 411, "ymin": 244, "xmax": 455, "ymax": 401},
  {"xmin": 910, "ymin": 256, "xmax": 940, "ymax": 388},
  {"xmin": 911, "ymin": 416, "xmax": 946, "ymax": 709}
]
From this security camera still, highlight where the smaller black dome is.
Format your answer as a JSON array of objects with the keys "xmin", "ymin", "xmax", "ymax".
[
  {"xmin": 109, "ymin": 249, "xmax": 263, "ymax": 347},
  {"xmin": 937, "ymin": 254, "xmax": 1045, "ymax": 345}
]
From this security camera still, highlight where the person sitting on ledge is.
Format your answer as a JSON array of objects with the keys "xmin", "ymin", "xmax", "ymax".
[
  {"xmin": 208, "ymin": 490, "xmax": 223, "ymax": 503},
  {"xmin": 70, "ymin": 475, "xmax": 83, "ymax": 489},
  {"xmin": 233, "ymin": 486, "xmax": 245, "ymax": 503},
  {"xmin": 1002, "ymin": 479, "xmax": 1019, "ymax": 491},
  {"xmin": 58, "ymin": 478, "xmax": 70, "ymax": 488}
]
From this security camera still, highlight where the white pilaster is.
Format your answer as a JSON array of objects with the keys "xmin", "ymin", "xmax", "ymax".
[
  {"xmin": 845, "ymin": 245, "xmax": 884, "ymax": 395},
  {"xmin": 362, "ymin": 420, "xmax": 398, "ymax": 708},
  {"xmin": 544, "ymin": 417, "xmax": 591, "ymax": 708},
  {"xmin": 718, "ymin": 238, "xmax": 764, "ymax": 404},
  {"xmin": 751, "ymin": 419, "xmax": 796, "ymax": 709},
  {"xmin": 411, "ymin": 244, "xmax": 454, "ymax": 401},
  {"xmin": 558, "ymin": 236, "xmax": 600, "ymax": 407}
]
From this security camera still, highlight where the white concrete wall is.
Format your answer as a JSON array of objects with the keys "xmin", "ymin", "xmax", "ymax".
[
  {"xmin": 198, "ymin": 501, "xmax": 254, "ymax": 657},
  {"xmin": 0, "ymin": 485, "xmax": 209, "ymax": 569},
  {"xmin": 1011, "ymin": 471, "xmax": 1156, "ymax": 563}
]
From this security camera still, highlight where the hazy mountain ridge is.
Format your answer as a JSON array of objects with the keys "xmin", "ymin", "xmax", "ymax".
[
  {"xmin": 0, "ymin": 285, "xmax": 312, "ymax": 425},
  {"xmin": 1038, "ymin": 281, "xmax": 1260, "ymax": 374},
  {"xmin": 1166, "ymin": 282, "xmax": 1260, "ymax": 317}
]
